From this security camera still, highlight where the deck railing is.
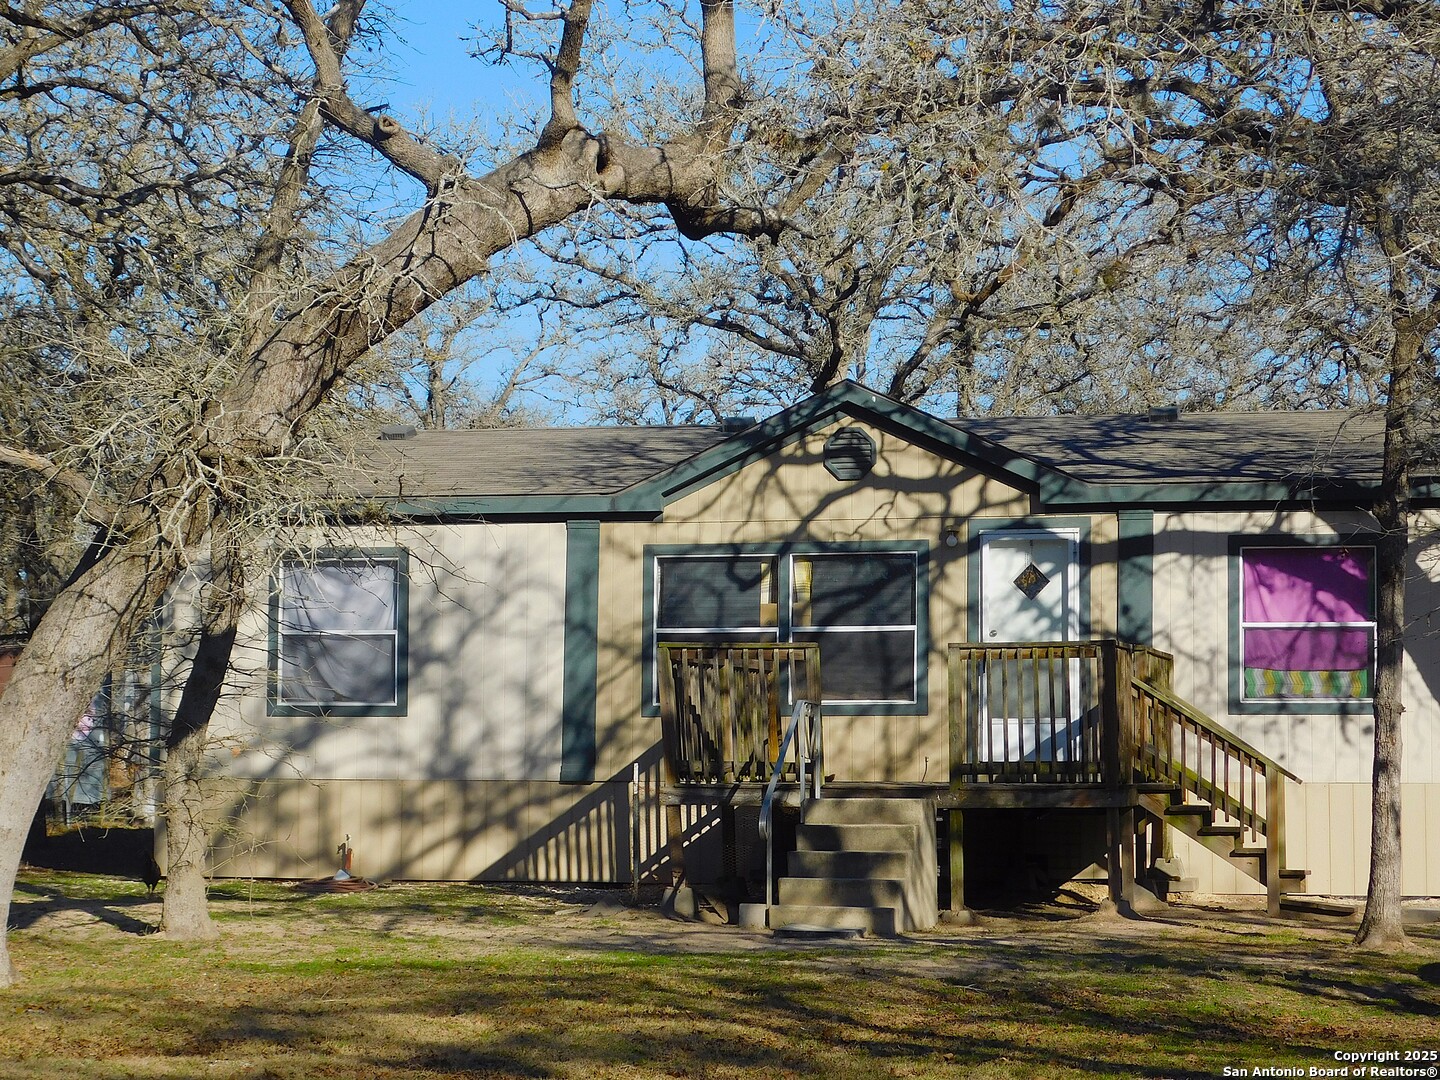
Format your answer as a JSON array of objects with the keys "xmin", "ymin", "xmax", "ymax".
[
  {"xmin": 1131, "ymin": 675, "xmax": 1299, "ymax": 880},
  {"xmin": 946, "ymin": 640, "xmax": 1178, "ymax": 786},
  {"xmin": 657, "ymin": 643, "xmax": 821, "ymax": 784}
]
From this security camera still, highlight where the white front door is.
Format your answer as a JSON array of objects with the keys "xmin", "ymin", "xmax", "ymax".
[{"xmin": 977, "ymin": 530, "xmax": 1081, "ymax": 763}]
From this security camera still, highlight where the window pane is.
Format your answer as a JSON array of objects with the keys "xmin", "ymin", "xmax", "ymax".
[
  {"xmin": 796, "ymin": 630, "xmax": 915, "ymax": 702},
  {"xmin": 1244, "ymin": 626, "xmax": 1372, "ymax": 672},
  {"xmin": 279, "ymin": 634, "xmax": 397, "ymax": 705},
  {"xmin": 801, "ymin": 554, "xmax": 915, "ymax": 627},
  {"xmin": 1242, "ymin": 548, "xmax": 1371, "ymax": 623},
  {"xmin": 281, "ymin": 562, "xmax": 397, "ymax": 633},
  {"xmin": 658, "ymin": 558, "xmax": 769, "ymax": 628}
]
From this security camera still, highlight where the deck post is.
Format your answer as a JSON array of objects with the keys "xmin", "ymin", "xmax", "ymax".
[
  {"xmin": 1266, "ymin": 768, "xmax": 1286, "ymax": 916},
  {"xmin": 1106, "ymin": 805, "xmax": 1136, "ymax": 908},
  {"xmin": 947, "ymin": 809, "xmax": 966, "ymax": 913},
  {"xmin": 1099, "ymin": 641, "xmax": 1121, "ymax": 789}
]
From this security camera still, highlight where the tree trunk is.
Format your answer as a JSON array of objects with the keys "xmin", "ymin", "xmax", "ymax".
[
  {"xmin": 1355, "ymin": 318, "xmax": 1419, "ymax": 950},
  {"xmin": 0, "ymin": 539, "xmax": 175, "ymax": 985},
  {"xmin": 160, "ymin": 714, "xmax": 222, "ymax": 940},
  {"xmin": 159, "ymin": 526, "xmax": 246, "ymax": 940}
]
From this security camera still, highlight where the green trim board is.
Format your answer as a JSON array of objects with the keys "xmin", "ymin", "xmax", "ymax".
[
  {"xmin": 640, "ymin": 539, "xmax": 931, "ymax": 717},
  {"xmin": 382, "ymin": 493, "xmax": 664, "ymax": 519},
  {"xmin": 267, "ymin": 547, "xmax": 410, "ymax": 718},
  {"xmin": 1117, "ymin": 509, "xmax": 1154, "ymax": 645},
  {"xmin": 964, "ymin": 518, "xmax": 1095, "ymax": 644},
  {"xmin": 560, "ymin": 521, "xmax": 601, "ymax": 782},
  {"xmin": 1225, "ymin": 532, "xmax": 1378, "ymax": 717}
]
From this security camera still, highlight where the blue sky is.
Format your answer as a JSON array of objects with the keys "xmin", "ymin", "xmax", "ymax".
[{"xmin": 380, "ymin": 8, "xmax": 543, "ymax": 132}]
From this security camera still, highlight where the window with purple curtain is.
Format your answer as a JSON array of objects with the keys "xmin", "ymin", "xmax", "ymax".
[{"xmin": 1240, "ymin": 546, "xmax": 1374, "ymax": 701}]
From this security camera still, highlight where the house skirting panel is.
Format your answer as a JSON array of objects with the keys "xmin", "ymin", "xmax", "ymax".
[
  {"xmin": 206, "ymin": 778, "xmax": 683, "ymax": 884},
  {"xmin": 1169, "ymin": 781, "xmax": 1440, "ymax": 897}
]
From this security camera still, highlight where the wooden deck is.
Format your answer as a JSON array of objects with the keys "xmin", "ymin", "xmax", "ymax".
[{"xmin": 658, "ymin": 640, "xmax": 1306, "ymax": 917}]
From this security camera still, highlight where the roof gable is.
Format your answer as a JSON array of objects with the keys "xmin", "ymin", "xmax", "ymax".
[{"xmin": 635, "ymin": 381, "xmax": 1086, "ymax": 507}]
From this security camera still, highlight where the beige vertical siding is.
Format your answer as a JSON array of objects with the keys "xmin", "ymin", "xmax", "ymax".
[
  {"xmin": 211, "ymin": 522, "xmax": 569, "ymax": 783},
  {"xmin": 1171, "ymin": 782, "xmax": 1440, "ymax": 897},
  {"xmin": 1152, "ymin": 509, "xmax": 1440, "ymax": 895},
  {"xmin": 593, "ymin": 417, "xmax": 1115, "ymax": 785}
]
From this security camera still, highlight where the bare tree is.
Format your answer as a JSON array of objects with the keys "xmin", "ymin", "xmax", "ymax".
[{"xmin": 0, "ymin": 0, "xmax": 894, "ymax": 985}]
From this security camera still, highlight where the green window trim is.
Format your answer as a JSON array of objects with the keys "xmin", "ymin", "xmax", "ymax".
[
  {"xmin": 1226, "ymin": 534, "xmax": 1377, "ymax": 717},
  {"xmin": 641, "ymin": 540, "xmax": 930, "ymax": 717},
  {"xmin": 267, "ymin": 547, "xmax": 410, "ymax": 718},
  {"xmin": 560, "ymin": 521, "xmax": 600, "ymax": 782}
]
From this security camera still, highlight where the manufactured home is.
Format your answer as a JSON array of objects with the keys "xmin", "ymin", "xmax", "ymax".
[{"xmin": 190, "ymin": 382, "xmax": 1440, "ymax": 928}]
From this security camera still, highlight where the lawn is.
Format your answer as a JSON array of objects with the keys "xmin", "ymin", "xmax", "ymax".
[{"xmin": 3, "ymin": 870, "xmax": 1438, "ymax": 1079}]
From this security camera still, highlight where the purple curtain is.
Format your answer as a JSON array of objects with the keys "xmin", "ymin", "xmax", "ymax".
[
  {"xmin": 1244, "ymin": 627, "xmax": 1371, "ymax": 672},
  {"xmin": 1242, "ymin": 547, "xmax": 1372, "ymax": 671},
  {"xmin": 1242, "ymin": 548, "xmax": 1370, "ymax": 622}
]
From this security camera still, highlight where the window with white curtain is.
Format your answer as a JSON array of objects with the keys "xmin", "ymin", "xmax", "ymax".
[{"xmin": 272, "ymin": 555, "xmax": 405, "ymax": 713}]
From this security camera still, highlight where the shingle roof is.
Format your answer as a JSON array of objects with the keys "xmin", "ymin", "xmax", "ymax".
[
  {"xmin": 956, "ymin": 410, "xmax": 1391, "ymax": 486},
  {"xmin": 356, "ymin": 425, "xmax": 731, "ymax": 498},
  {"xmin": 350, "ymin": 398, "xmax": 1421, "ymax": 506}
]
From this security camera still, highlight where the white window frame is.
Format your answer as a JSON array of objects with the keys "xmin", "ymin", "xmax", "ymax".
[{"xmin": 271, "ymin": 553, "xmax": 406, "ymax": 715}]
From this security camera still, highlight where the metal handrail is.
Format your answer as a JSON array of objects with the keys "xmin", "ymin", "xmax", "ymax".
[{"xmin": 758, "ymin": 699, "xmax": 822, "ymax": 930}]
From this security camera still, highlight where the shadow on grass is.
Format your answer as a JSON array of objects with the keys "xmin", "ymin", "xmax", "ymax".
[
  {"xmin": 33, "ymin": 924, "xmax": 1419, "ymax": 1080},
  {"xmin": 11, "ymin": 878, "xmax": 157, "ymax": 936}
]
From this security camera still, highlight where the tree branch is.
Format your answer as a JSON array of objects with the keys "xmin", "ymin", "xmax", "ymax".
[
  {"xmin": 283, "ymin": 0, "xmax": 462, "ymax": 190},
  {"xmin": 0, "ymin": 445, "xmax": 118, "ymax": 522},
  {"xmin": 537, "ymin": 0, "xmax": 592, "ymax": 147}
]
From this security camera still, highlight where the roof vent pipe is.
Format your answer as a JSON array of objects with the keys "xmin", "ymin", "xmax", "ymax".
[{"xmin": 1147, "ymin": 405, "xmax": 1180, "ymax": 423}]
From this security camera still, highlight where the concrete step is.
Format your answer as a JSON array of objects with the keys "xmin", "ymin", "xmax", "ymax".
[
  {"xmin": 803, "ymin": 797, "xmax": 932, "ymax": 828},
  {"xmin": 778, "ymin": 875, "xmax": 906, "ymax": 911},
  {"xmin": 787, "ymin": 848, "xmax": 913, "ymax": 880},
  {"xmin": 796, "ymin": 822, "xmax": 917, "ymax": 853},
  {"xmin": 766, "ymin": 902, "xmax": 899, "ymax": 937},
  {"xmin": 1280, "ymin": 895, "xmax": 1358, "ymax": 919}
]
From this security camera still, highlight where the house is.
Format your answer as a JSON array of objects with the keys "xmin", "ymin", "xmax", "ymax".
[{"xmin": 190, "ymin": 382, "xmax": 1440, "ymax": 925}]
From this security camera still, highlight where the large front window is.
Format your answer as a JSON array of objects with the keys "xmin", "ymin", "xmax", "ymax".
[
  {"xmin": 1239, "ymin": 545, "xmax": 1374, "ymax": 703},
  {"xmin": 652, "ymin": 548, "xmax": 923, "ymax": 707},
  {"xmin": 271, "ymin": 553, "xmax": 407, "ymax": 714}
]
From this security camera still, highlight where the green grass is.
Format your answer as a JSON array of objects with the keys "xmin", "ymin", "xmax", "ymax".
[{"xmin": 3, "ymin": 870, "xmax": 1438, "ymax": 1079}]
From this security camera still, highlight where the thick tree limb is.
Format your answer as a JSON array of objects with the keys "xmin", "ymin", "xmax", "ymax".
[{"xmin": 0, "ymin": 445, "xmax": 117, "ymax": 522}]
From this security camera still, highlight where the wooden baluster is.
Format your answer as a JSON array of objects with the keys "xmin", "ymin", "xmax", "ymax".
[
  {"xmin": 1001, "ymin": 647, "xmax": 1011, "ymax": 773},
  {"xmin": 767, "ymin": 648, "xmax": 781, "ymax": 771},
  {"xmin": 1209, "ymin": 732, "xmax": 1218, "ymax": 810},
  {"xmin": 1030, "ymin": 646, "xmax": 1043, "ymax": 779},
  {"xmin": 1049, "ymin": 649, "xmax": 1062, "ymax": 779}
]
